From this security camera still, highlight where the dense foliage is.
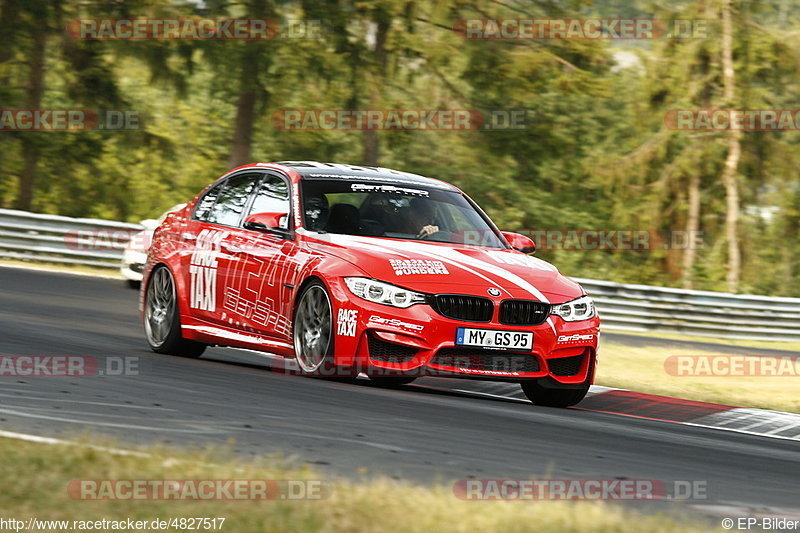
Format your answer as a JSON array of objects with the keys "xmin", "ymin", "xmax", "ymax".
[{"xmin": 2, "ymin": 0, "xmax": 799, "ymax": 295}]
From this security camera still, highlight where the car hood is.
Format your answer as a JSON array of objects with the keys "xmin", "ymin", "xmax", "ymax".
[{"xmin": 305, "ymin": 233, "xmax": 583, "ymax": 303}]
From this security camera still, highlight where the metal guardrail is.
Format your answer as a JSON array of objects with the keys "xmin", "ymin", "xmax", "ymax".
[
  {"xmin": 575, "ymin": 278, "xmax": 800, "ymax": 342},
  {"xmin": 0, "ymin": 208, "xmax": 142, "ymax": 268},
  {"xmin": 1, "ymin": 209, "xmax": 798, "ymax": 342}
]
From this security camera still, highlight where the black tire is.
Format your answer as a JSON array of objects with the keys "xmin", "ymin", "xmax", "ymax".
[
  {"xmin": 521, "ymin": 380, "xmax": 589, "ymax": 407},
  {"xmin": 127, "ymin": 279, "xmax": 141, "ymax": 290},
  {"xmin": 144, "ymin": 265, "xmax": 206, "ymax": 358},
  {"xmin": 292, "ymin": 280, "xmax": 356, "ymax": 379}
]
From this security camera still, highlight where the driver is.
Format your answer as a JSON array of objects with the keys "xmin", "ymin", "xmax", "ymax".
[
  {"xmin": 304, "ymin": 195, "xmax": 329, "ymax": 232},
  {"xmin": 408, "ymin": 198, "xmax": 439, "ymax": 239}
]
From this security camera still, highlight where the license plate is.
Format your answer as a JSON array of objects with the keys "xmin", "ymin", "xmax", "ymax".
[{"xmin": 455, "ymin": 328, "xmax": 533, "ymax": 351}]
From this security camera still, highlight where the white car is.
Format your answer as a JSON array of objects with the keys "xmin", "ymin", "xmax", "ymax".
[{"xmin": 121, "ymin": 204, "xmax": 185, "ymax": 288}]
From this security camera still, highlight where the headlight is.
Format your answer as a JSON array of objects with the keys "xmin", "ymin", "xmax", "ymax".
[
  {"xmin": 550, "ymin": 295, "xmax": 595, "ymax": 322},
  {"xmin": 344, "ymin": 277, "xmax": 427, "ymax": 308}
]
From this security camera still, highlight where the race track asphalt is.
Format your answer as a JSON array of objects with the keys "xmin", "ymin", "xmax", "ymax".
[{"xmin": 1, "ymin": 266, "xmax": 797, "ymax": 520}]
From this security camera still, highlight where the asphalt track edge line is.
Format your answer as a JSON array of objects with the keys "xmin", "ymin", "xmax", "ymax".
[
  {"xmin": 0, "ymin": 429, "xmax": 153, "ymax": 457},
  {"xmin": 0, "ymin": 429, "xmax": 234, "ymax": 468}
]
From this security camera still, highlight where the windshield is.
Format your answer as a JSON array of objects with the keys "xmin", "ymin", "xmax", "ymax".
[{"xmin": 301, "ymin": 179, "xmax": 506, "ymax": 248}]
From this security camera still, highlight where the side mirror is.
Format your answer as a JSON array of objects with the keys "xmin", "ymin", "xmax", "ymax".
[
  {"xmin": 243, "ymin": 212, "xmax": 289, "ymax": 232},
  {"xmin": 501, "ymin": 231, "xmax": 536, "ymax": 254}
]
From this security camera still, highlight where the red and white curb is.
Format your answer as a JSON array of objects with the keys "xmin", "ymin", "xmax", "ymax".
[
  {"xmin": 416, "ymin": 380, "xmax": 800, "ymax": 442},
  {"xmin": 577, "ymin": 389, "xmax": 800, "ymax": 441}
]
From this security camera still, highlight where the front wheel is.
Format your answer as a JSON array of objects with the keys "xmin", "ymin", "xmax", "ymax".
[
  {"xmin": 292, "ymin": 280, "xmax": 355, "ymax": 379},
  {"xmin": 144, "ymin": 265, "xmax": 206, "ymax": 358},
  {"xmin": 521, "ymin": 380, "xmax": 589, "ymax": 407}
]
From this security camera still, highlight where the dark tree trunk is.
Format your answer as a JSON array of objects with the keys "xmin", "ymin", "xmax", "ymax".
[
  {"xmin": 0, "ymin": 0, "xmax": 20, "ymax": 63},
  {"xmin": 228, "ymin": 49, "xmax": 258, "ymax": 169},
  {"xmin": 229, "ymin": 88, "xmax": 256, "ymax": 168},
  {"xmin": 16, "ymin": 26, "xmax": 46, "ymax": 211},
  {"xmin": 361, "ymin": 15, "xmax": 390, "ymax": 166},
  {"xmin": 228, "ymin": 0, "xmax": 273, "ymax": 169},
  {"xmin": 720, "ymin": 0, "xmax": 742, "ymax": 292},
  {"xmin": 362, "ymin": 96, "xmax": 380, "ymax": 167}
]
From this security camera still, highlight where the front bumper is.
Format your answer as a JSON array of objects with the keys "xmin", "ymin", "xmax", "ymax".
[{"xmin": 329, "ymin": 283, "xmax": 600, "ymax": 384}]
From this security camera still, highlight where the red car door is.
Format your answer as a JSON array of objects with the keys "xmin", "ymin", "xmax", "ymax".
[
  {"xmin": 183, "ymin": 171, "xmax": 261, "ymax": 326},
  {"xmin": 217, "ymin": 172, "xmax": 301, "ymax": 346}
]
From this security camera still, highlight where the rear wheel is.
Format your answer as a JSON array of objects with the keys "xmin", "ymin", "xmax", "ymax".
[
  {"xmin": 144, "ymin": 265, "xmax": 206, "ymax": 358},
  {"xmin": 293, "ymin": 280, "xmax": 355, "ymax": 379},
  {"xmin": 521, "ymin": 380, "xmax": 589, "ymax": 407}
]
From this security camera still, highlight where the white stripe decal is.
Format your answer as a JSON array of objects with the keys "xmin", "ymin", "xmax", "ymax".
[
  {"xmin": 332, "ymin": 235, "xmax": 551, "ymax": 302},
  {"xmin": 375, "ymin": 241, "xmax": 559, "ymax": 333},
  {"xmin": 335, "ymin": 236, "xmax": 510, "ymax": 295},
  {"xmin": 326, "ymin": 236, "xmax": 561, "ymax": 333}
]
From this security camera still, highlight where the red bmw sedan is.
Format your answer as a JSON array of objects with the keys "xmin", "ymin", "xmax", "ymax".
[{"xmin": 141, "ymin": 162, "xmax": 600, "ymax": 407}]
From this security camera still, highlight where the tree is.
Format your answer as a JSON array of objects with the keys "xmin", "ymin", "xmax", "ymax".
[
  {"xmin": 9, "ymin": 1, "xmax": 52, "ymax": 210},
  {"xmin": 720, "ymin": 0, "xmax": 742, "ymax": 292}
]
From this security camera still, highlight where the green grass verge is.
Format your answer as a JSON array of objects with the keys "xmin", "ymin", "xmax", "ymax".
[
  {"xmin": 598, "ymin": 342, "xmax": 799, "ymax": 413},
  {"xmin": 604, "ymin": 329, "xmax": 800, "ymax": 352},
  {"xmin": 0, "ymin": 436, "xmax": 718, "ymax": 533}
]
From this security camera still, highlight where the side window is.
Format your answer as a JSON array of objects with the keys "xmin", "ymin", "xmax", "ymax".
[
  {"xmin": 194, "ymin": 181, "xmax": 226, "ymax": 221},
  {"xmin": 248, "ymin": 175, "xmax": 290, "ymax": 220},
  {"xmin": 204, "ymin": 173, "xmax": 259, "ymax": 226}
]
